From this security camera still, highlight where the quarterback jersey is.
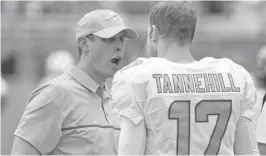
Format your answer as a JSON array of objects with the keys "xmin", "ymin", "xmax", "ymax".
[{"xmin": 112, "ymin": 57, "xmax": 257, "ymax": 155}]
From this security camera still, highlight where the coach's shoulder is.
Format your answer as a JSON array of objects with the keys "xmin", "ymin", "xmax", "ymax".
[
  {"xmin": 45, "ymin": 74, "xmax": 76, "ymax": 95},
  {"xmin": 26, "ymin": 84, "xmax": 61, "ymax": 113},
  {"xmin": 29, "ymin": 84, "xmax": 59, "ymax": 101},
  {"xmin": 28, "ymin": 75, "xmax": 72, "ymax": 106}
]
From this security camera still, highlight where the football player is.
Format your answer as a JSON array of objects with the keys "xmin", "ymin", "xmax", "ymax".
[{"xmin": 111, "ymin": 1, "xmax": 259, "ymax": 155}]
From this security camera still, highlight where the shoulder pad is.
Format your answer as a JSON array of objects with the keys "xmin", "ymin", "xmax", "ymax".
[{"xmin": 119, "ymin": 58, "xmax": 147, "ymax": 73}]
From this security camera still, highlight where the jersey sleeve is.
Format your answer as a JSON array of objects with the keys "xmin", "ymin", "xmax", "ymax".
[
  {"xmin": 240, "ymin": 68, "xmax": 257, "ymax": 119},
  {"xmin": 111, "ymin": 78, "xmax": 145, "ymax": 125},
  {"xmin": 111, "ymin": 58, "xmax": 148, "ymax": 125},
  {"xmin": 118, "ymin": 116, "xmax": 146, "ymax": 155},
  {"xmin": 256, "ymin": 101, "xmax": 266, "ymax": 144},
  {"xmin": 14, "ymin": 85, "xmax": 63, "ymax": 155},
  {"xmin": 234, "ymin": 116, "xmax": 259, "ymax": 155}
]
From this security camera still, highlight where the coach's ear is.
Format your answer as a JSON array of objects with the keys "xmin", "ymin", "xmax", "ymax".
[
  {"xmin": 78, "ymin": 37, "xmax": 87, "ymax": 52},
  {"xmin": 151, "ymin": 25, "xmax": 158, "ymax": 44},
  {"xmin": 78, "ymin": 36, "xmax": 92, "ymax": 56}
]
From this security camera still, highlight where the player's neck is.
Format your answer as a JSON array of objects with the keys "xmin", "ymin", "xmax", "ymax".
[{"xmin": 158, "ymin": 41, "xmax": 195, "ymax": 64}]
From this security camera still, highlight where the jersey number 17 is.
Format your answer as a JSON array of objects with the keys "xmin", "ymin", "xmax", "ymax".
[{"xmin": 169, "ymin": 100, "xmax": 232, "ymax": 155}]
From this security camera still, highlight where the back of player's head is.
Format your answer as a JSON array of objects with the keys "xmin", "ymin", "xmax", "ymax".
[{"xmin": 149, "ymin": 1, "xmax": 197, "ymax": 45}]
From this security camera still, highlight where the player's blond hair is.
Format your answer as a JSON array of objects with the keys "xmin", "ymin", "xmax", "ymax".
[{"xmin": 149, "ymin": 1, "xmax": 197, "ymax": 44}]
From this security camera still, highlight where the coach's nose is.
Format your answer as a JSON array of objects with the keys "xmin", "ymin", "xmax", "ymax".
[{"xmin": 114, "ymin": 47, "xmax": 123, "ymax": 54}]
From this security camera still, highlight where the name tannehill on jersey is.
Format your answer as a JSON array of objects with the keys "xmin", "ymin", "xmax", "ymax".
[{"xmin": 152, "ymin": 73, "xmax": 241, "ymax": 94}]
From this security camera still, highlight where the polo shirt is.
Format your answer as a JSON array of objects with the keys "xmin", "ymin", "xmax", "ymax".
[{"xmin": 14, "ymin": 65, "xmax": 120, "ymax": 155}]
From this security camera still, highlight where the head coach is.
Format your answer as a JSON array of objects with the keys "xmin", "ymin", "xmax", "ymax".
[{"xmin": 11, "ymin": 9, "xmax": 138, "ymax": 155}]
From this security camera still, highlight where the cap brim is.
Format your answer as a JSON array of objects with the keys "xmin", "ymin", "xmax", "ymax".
[{"xmin": 93, "ymin": 25, "xmax": 138, "ymax": 39}]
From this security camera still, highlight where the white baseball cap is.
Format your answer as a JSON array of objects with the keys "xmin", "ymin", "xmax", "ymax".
[{"xmin": 76, "ymin": 9, "xmax": 138, "ymax": 41}]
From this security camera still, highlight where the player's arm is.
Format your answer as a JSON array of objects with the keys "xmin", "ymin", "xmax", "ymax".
[
  {"xmin": 234, "ymin": 116, "xmax": 259, "ymax": 155},
  {"xmin": 111, "ymin": 76, "xmax": 147, "ymax": 155},
  {"xmin": 234, "ymin": 69, "xmax": 259, "ymax": 155},
  {"xmin": 257, "ymin": 101, "xmax": 266, "ymax": 155},
  {"xmin": 118, "ymin": 116, "xmax": 146, "ymax": 155},
  {"xmin": 11, "ymin": 85, "xmax": 63, "ymax": 155},
  {"xmin": 12, "ymin": 136, "xmax": 41, "ymax": 155}
]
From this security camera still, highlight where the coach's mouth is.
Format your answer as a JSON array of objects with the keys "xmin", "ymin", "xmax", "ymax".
[{"xmin": 111, "ymin": 56, "xmax": 121, "ymax": 66}]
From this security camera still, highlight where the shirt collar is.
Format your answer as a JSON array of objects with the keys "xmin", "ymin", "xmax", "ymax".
[
  {"xmin": 102, "ymin": 83, "xmax": 111, "ymax": 99},
  {"xmin": 64, "ymin": 65, "xmax": 99, "ymax": 93}
]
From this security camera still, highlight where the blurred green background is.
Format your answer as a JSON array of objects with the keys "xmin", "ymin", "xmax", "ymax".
[{"xmin": 1, "ymin": 1, "xmax": 266, "ymax": 154}]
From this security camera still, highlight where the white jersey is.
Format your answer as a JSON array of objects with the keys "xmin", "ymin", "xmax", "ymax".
[{"xmin": 112, "ymin": 57, "xmax": 257, "ymax": 155}]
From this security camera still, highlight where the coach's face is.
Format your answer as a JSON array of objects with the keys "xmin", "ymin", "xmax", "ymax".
[
  {"xmin": 90, "ymin": 31, "xmax": 126, "ymax": 79},
  {"xmin": 146, "ymin": 25, "xmax": 158, "ymax": 57}
]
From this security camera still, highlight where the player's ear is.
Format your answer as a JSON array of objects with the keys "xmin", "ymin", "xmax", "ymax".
[{"xmin": 151, "ymin": 25, "xmax": 158, "ymax": 43}]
